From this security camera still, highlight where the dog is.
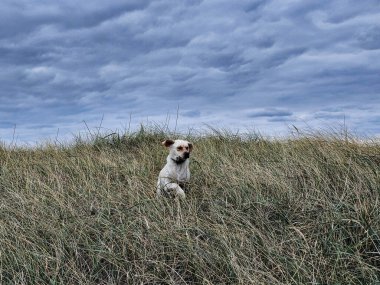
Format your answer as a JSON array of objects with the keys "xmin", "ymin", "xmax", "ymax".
[{"xmin": 156, "ymin": 139, "xmax": 193, "ymax": 199}]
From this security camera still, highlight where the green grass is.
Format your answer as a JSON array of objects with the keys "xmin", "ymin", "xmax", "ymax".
[{"xmin": 1, "ymin": 128, "xmax": 379, "ymax": 284}]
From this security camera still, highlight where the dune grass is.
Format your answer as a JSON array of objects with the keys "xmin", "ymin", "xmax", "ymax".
[{"xmin": 0, "ymin": 128, "xmax": 379, "ymax": 284}]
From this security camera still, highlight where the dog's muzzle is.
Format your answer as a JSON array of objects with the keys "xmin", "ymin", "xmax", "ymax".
[{"xmin": 172, "ymin": 152, "xmax": 190, "ymax": 164}]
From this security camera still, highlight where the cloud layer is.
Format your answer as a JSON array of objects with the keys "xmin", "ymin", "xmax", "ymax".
[{"xmin": 1, "ymin": 0, "xmax": 379, "ymax": 144}]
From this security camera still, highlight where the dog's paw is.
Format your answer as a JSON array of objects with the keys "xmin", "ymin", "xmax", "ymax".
[
  {"xmin": 176, "ymin": 188, "xmax": 186, "ymax": 199},
  {"xmin": 159, "ymin": 186, "xmax": 186, "ymax": 199}
]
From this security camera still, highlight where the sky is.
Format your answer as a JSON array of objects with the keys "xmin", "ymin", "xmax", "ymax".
[{"xmin": 1, "ymin": 0, "xmax": 380, "ymax": 144}]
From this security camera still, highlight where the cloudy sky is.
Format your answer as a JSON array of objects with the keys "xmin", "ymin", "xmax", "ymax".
[{"xmin": 1, "ymin": 0, "xmax": 379, "ymax": 144}]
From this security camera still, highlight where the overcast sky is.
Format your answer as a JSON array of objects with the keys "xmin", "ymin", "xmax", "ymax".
[{"xmin": 1, "ymin": 0, "xmax": 379, "ymax": 144}]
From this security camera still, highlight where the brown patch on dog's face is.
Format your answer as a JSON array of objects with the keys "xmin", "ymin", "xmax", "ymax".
[{"xmin": 176, "ymin": 144, "xmax": 190, "ymax": 153}]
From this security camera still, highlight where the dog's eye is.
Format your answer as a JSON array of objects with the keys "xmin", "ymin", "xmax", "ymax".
[{"xmin": 177, "ymin": 146, "xmax": 183, "ymax": 151}]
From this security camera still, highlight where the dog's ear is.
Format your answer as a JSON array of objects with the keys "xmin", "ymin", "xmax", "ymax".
[
  {"xmin": 162, "ymin": 139, "xmax": 175, "ymax": 147},
  {"xmin": 188, "ymin": 143, "xmax": 193, "ymax": 152}
]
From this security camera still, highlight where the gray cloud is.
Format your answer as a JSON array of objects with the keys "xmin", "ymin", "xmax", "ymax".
[
  {"xmin": 356, "ymin": 26, "xmax": 380, "ymax": 50},
  {"xmin": 313, "ymin": 112, "xmax": 347, "ymax": 120},
  {"xmin": 182, "ymin": 110, "xmax": 201, "ymax": 118},
  {"xmin": 248, "ymin": 109, "xmax": 293, "ymax": 118},
  {"xmin": 0, "ymin": 0, "xmax": 379, "ymax": 144}
]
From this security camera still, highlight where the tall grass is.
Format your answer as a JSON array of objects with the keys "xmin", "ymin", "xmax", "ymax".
[{"xmin": 1, "ymin": 128, "xmax": 379, "ymax": 284}]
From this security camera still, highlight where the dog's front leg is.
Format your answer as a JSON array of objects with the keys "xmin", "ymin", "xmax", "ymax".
[
  {"xmin": 165, "ymin": 182, "xmax": 186, "ymax": 199},
  {"xmin": 158, "ymin": 177, "xmax": 186, "ymax": 199}
]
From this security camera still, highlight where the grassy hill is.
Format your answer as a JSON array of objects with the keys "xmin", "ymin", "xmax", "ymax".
[{"xmin": 1, "ymin": 129, "xmax": 379, "ymax": 284}]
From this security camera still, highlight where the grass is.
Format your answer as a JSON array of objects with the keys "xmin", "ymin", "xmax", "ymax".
[{"xmin": 0, "ymin": 127, "xmax": 379, "ymax": 284}]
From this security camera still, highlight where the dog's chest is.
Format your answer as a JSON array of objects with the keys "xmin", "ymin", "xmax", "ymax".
[{"xmin": 166, "ymin": 163, "xmax": 189, "ymax": 182}]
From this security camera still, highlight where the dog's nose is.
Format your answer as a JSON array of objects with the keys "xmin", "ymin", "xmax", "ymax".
[{"xmin": 184, "ymin": 152, "xmax": 190, "ymax": 159}]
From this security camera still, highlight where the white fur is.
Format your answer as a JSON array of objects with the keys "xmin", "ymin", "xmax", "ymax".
[{"xmin": 156, "ymin": 139, "xmax": 192, "ymax": 199}]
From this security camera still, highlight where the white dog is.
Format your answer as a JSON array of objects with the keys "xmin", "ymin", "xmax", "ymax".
[{"xmin": 156, "ymin": 139, "xmax": 193, "ymax": 199}]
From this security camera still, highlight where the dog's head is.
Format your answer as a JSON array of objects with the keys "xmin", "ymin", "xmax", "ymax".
[{"xmin": 162, "ymin": 139, "xmax": 193, "ymax": 164}]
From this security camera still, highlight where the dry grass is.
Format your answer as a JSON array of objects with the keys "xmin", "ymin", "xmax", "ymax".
[{"xmin": 1, "ymin": 128, "xmax": 380, "ymax": 284}]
